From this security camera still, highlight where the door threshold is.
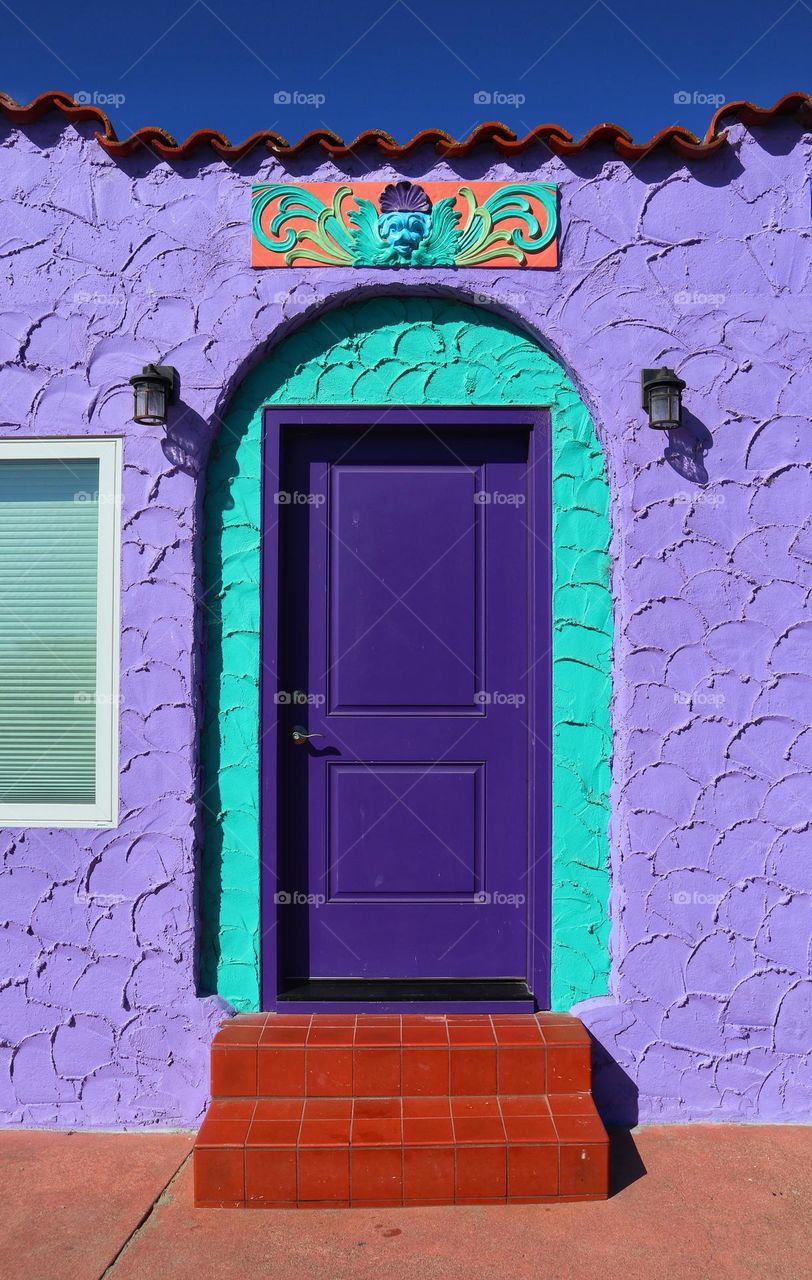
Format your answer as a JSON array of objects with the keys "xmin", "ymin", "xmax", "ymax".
[{"xmin": 276, "ymin": 978, "xmax": 535, "ymax": 1013}]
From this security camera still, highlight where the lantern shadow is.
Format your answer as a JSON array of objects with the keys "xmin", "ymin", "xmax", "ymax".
[
  {"xmin": 161, "ymin": 396, "xmax": 213, "ymax": 477},
  {"xmin": 663, "ymin": 407, "xmax": 713, "ymax": 485}
]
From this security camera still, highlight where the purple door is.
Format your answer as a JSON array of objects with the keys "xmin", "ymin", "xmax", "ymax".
[{"xmin": 263, "ymin": 408, "xmax": 550, "ymax": 1006}]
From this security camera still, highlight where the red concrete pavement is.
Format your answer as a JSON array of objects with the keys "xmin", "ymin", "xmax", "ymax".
[
  {"xmin": 1, "ymin": 1126, "xmax": 810, "ymax": 1280},
  {"xmin": 0, "ymin": 1130, "xmax": 193, "ymax": 1280}
]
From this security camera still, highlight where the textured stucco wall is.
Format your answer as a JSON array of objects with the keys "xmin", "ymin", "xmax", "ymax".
[
  {"xmin": 0, "ymin": 114, "xmax": 810, "ymax": 1126},
  {"xmin": 201, "ymin": 297, "xmax": 612, "ymax": 1013}
]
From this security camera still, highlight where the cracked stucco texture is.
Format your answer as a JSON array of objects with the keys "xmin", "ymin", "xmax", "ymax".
[
  {"xmin": 201, "ymin": 296, "xmax": 612, "ymax": 1014},
  {"xmin": 0, "ymin": 116, "xmax": 810, "ymax": 1126}
]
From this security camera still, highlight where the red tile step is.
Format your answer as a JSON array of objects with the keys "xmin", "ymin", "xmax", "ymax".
[{"xmin": 194, "ymin": 1013, "xmax": 608, "ymax": 1208}]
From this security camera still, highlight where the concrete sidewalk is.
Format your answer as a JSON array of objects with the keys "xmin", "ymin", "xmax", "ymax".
[{"xmin": 1, "ymin": 1126, "xmax": 810, "ymax": 1280}]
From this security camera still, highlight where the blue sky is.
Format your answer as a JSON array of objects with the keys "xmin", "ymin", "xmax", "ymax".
[{"xmin": 1, "ymin": 0, "xmax": 808, "ymax": 145}]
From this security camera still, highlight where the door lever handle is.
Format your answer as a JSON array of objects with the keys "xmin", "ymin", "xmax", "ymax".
[{"xmin": 291, "ymin": 725, "xmax": 324, "ymax": 745}]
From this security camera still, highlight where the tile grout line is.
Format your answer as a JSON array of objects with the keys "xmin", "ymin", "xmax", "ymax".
[{"xmin": 98, "ymin": 1150, "xmax": 193, "ymax": 1280}]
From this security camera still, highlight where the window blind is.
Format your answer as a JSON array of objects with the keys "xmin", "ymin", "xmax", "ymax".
[{"xmin": 0, "ymin": 458, "xmax": 101, "ymax": 806}]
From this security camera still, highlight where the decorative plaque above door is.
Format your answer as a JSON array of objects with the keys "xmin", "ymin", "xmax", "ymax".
[{"xmin": 251, "ymin": 180, "xmax": 558, "ymax": 269}]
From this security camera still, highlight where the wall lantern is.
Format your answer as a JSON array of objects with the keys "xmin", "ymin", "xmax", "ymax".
[
  {"xmin": 641, "ymin": 367, "xmax": 685, "ymax": 430},
  {"xmin": 129, "ymin": 364, "xmax": 178, "ymax": 425}
]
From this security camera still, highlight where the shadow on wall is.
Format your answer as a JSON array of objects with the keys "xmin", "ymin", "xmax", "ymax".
[
  {"xmin": 583, "ymin": 1027, "xmax": 646, "ymax": 1198},
  {"xmin": 590, "ymin": 1031, "xmax": 640, "ymax": 1129},
  {"xmin": 194, "ymin": 403, "xmax": 248, "ymax": 998},
  {"xmin": 663, "ymin": 407, "xmax": 713, "ymax": 485},
  {"xmin": 158, "ymin": 392, "xmax": 226, "ymax": 994},
  {"xmin": 161, "ymin": 403, "xmax": 212, "ymax": 477}
]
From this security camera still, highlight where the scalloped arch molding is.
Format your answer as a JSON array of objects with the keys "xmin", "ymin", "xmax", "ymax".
[{"xmin": 201, "ymin": 296, "xmax": 612, "ymax": 1011}]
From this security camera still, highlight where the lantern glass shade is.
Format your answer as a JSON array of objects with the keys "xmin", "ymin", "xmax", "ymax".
[
  {"xmin": 133, "ymin": 378, "xmax": 167, "ymax": 424},
  {"xmin": 648, "ymin": 384, "xmax": 680, "ymax": 428},
  {"xmin": 129, "ymin": 365, "xmax": 176, "ymax": 426}
]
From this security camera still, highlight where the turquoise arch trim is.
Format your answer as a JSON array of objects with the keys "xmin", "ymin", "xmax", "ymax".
[{"xmin": 201, "ymin": 296, "xmax": 612, "ymax": 1011}]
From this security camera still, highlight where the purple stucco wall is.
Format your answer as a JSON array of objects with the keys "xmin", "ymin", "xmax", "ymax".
[{"xmin": 1, "ymin": 115, "xmax": 810, "ymax": 1127}]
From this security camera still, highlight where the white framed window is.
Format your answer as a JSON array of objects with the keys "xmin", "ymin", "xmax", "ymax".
[{"xmin": 0, "ymin": 438, "xmax": 121, "ymax": 827}]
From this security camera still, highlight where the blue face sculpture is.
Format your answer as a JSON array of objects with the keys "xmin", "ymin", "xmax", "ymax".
[{"xmin": 377, "ymin": 210, "xmax": 432, "ymax": 261}]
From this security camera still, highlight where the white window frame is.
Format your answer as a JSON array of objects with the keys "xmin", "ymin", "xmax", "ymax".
[{"xmin": 0, "ymin": 437, "xmax": 121, "ymax": 828}]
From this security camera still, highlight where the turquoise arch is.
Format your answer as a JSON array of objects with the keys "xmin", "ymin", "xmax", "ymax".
[{"xmin": 201, "ymin": 295, "xmax": 612, "ymax": 1011}]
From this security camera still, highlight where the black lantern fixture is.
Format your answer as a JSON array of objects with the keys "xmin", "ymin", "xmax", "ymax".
[
  {"xmin": 129, "ymin": 364, "xmax": 177, "ymax": 425},
  {"xmin": 641, "ymin": 367, "xmax": 685, "ymax": 430}
]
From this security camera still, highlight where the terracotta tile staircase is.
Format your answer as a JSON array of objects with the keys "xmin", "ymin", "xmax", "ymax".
[{"xmin": 194, "ymin": 1013, "xmax": 609, "ymax": 1208}]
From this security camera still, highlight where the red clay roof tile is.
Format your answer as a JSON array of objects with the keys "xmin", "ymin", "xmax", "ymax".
[{"xmin": 0, "ymin": 89, "xmax": 809, "ymax": 163}]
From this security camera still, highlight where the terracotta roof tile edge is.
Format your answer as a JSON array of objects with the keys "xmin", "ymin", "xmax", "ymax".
[{"xmin": 0, "ymin": 89, "xmax": 809, "ymax": 163}]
